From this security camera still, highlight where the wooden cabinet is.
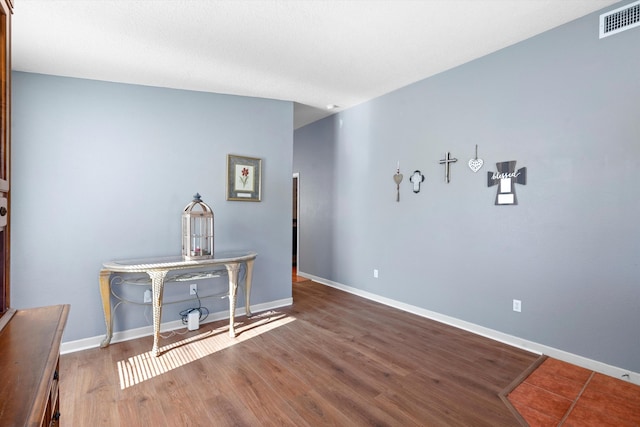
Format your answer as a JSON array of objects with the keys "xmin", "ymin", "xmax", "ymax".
[
  {"xmin": 0, "ymin": 7, "xmax": 67, "ymax": 426},
  {"xmin": 0, "ymin": 305, "xmax": 69, "ymax": 426},
  {"xmin": 0, "ymin": 0, "xmax": 12, "ymax": 320},
  {"xmin": 0, "ymin": 5, "xmax": 66, "ymax": 425}
]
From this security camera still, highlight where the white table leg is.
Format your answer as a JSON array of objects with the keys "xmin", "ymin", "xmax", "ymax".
[
  {"xmin": 148, "ymin": 270, "xmax": 168, "ymax": 357},
  {"xmin": 244, "ymin": 259, "xmax": 255, "ymax": 317},
  {"xmin": 225, "ymin": 263, "xmax": 240, "ymax": 337},
  {"xmin": 99, "ymin": 269, "xmax": 113, "ymax": 347}
]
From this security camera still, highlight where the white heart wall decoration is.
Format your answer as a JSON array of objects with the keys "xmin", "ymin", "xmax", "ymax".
[{"xmin": 468, "ymin": 158, "xmax": 484, "ymax": 173}]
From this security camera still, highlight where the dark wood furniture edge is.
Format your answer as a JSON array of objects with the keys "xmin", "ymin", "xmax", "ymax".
[
  {"xmin": 30, "ymin": 304, "xmax": 70, "ymax": 426},
  {"xmin": 0, "ymin": 305, "xmax": 70, "ymax": 426},
  {"xmin": 499, "ymin": 354, "xmax": 548, "ymax": 427}
]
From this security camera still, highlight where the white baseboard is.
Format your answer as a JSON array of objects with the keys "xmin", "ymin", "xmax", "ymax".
[
  {"xmin": 60, "ymin": 298, "xmax": 293, "ymax": 355},
  {"xmin": 298, "ymin": 271, "xmax": 640, "ymax": 386}
]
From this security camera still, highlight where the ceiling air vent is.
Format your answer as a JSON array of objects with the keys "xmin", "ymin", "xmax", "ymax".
[{"xmin": 600, "ymin": 1, "xmax": 640, "ymax": 38}]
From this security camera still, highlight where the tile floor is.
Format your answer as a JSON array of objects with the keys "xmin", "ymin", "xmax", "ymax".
[{"xmin": 507, "ymin": 357, "xmax": 640, "ymax": 426}]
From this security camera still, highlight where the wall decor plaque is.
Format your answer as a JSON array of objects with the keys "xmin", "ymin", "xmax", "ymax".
[
  {"xmin": 487, "ymin": 160, "xmax": 527, "ymax": 205},
  {"xmin": 226, "ymin": 154, "xmax": 262, "ymax": 202}
]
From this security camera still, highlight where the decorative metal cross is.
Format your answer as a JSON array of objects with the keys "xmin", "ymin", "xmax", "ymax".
[
  {"xmin": 409, "ymin": 170, "xmax": 424, "ymax": 193},
  {"xmin": 439, "ymin": 152, "xmax": 458, "ymax": 183},
  {"xmin": 487, "ymin": 160, "xmax": 527, "ymax": 205}
]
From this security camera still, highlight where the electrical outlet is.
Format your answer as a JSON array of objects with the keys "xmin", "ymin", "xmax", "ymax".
[
  {"xmin": 513, "ymin": 299, "xmax": 522, "ymax": 312},
  {"xmin": 190, "ymin": 284, "xmax": 197, "ymax": 295},
  {"xmin": 373, "ymin": 269, "xmax": 379, "ymax": 278},
  {"xmin": 143, "ymin": 289, "xmax": 152, "ymax": 303}
]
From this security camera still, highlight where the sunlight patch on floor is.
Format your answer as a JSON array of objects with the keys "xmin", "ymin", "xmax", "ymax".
[{"xmin": 117, "ymin": 310, "xmax": 295, "ymax": 389}]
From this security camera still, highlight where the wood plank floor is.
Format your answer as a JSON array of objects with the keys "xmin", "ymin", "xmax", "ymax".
[{"xmin": 60, "ymin": 279, "xmax": 539, "ymax": 426}]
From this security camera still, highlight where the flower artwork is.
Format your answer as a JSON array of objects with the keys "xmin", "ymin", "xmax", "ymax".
[
  {"xmin": 236, "ymin": 166, "xmax": 253, "ymax": 191},
  {"xmin": 227, "ymin": 154, "xmax": 262, "ymax": 202}
]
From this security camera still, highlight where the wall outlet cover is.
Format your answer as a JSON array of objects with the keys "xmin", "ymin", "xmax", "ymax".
[{"xmin": 513, "ymin": 299, "xmax": 522, "ymax": 312}]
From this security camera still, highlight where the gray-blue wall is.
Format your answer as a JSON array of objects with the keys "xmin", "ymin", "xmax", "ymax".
[
  {"xmin": 11, "ymin": 72, "xmax": 293, "ymax": 342},
  {"xmin": 294, "ymin": 5, "xmax": 640, "ymax": 372}
]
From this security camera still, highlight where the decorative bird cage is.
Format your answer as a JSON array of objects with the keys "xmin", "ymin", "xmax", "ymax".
[{"xmin": 182, "ymin": 193, "xmax": 214, "ymax": 260}]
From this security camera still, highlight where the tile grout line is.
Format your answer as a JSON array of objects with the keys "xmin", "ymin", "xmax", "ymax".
[{"xmin": 558, "ymin": 371, "xmax": 595, "ymax": 426}]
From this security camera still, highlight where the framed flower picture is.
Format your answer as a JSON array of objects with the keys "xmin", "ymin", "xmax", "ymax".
[{"xmin": 226, "ymin": 154, "xmax": 262, "ymax": 202}]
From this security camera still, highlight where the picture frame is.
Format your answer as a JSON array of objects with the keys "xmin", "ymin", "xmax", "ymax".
[{"xmin": 226, "ymin": 154, "xmax": 262, "ymax": 202}]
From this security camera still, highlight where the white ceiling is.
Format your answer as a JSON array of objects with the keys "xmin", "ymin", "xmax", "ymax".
[{"xmin": 12, "ymin": 0, "xmax": 620, "ymax": 129}]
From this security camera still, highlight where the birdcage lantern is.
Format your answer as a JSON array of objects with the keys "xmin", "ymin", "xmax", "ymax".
[{"xmin": 182, "ymin": 193, "xmax": 214, "ymax": 260}]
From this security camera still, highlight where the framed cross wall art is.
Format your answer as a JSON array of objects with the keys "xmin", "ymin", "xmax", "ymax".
[{"xmin": 226, "ymin": 154, "xmax": 262, "ymax": 202}]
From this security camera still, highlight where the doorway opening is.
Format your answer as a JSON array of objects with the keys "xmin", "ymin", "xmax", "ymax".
[{"xmin": 292, "ymin": 173, "xmax": 299, "ymax": 279}]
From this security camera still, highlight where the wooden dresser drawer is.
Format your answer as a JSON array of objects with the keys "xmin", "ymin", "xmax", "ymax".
[{"xmin": 0, "ymin": 305, "xmax": 70, "ymax": 427}]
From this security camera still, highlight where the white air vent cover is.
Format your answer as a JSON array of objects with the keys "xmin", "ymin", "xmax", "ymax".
[{"xmin": 600, "ymin": 1, "xmax": 640, "ymax": 38}]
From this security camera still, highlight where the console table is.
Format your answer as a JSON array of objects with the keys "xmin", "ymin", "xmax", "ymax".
[{"xmin": 99, "ymin": 250, "xmax": 257, "ymax": 356}]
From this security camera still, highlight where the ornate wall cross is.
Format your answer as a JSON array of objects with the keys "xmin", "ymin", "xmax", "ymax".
[
  {"xmin": 439, "ymin": 152, "xmax": 457, "ymax": 183},
  {"xmin": 487, "ymin": 160, "xmax": 527, "ymax": 205},
  {"xmin": 409, "ymin": 170, "xmax": 425, "ymax": 193}
]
